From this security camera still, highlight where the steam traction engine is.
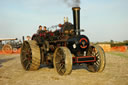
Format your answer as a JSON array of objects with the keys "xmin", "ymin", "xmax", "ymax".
[
  {"xmin": 0, "ymin": 38, "xmax": 22, "ymax": 54},
  {"xmin": 20, "ymin": 7, "xmax": 106, "ymax": 75}
]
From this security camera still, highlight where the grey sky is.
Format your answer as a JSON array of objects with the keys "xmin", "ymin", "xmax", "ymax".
[{"xmin": 0, "ymin": 0, "xmax": 127, "ymax": 42}]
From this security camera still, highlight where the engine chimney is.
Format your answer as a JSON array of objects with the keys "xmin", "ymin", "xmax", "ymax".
[{"xmin": 72, "ymin": 7, "xmax": 80, "ymax": 35}]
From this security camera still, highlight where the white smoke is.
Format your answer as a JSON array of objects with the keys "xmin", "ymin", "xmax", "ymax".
[{"xmin": 63, "ymin": 0, "xmax": 81, "ymax": 7}]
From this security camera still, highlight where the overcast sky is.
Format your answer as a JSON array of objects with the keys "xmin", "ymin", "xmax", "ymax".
[{"xmin": 0, "ymin": 0, "xmax": 127, "ymax": 42}]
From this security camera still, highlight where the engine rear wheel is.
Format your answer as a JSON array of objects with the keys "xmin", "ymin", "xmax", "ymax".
[
  {"xmin": 20, "ymin": 40, "xmax": 41, "ymax": 70},
  {"xmin": 54, "ymin": 47, "xmax": 72, "ymax": 75},
  {"xmin": 86, "ymin": 45, "xmax": 106, "ymax": 72},
  {"xmin": 2, "ymin": 44, "xmax": 12, "ymax": 54}
]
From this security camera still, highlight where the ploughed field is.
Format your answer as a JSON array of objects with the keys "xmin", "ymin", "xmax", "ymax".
[{"xmin": 0, "ymin": 51, "xmax": 128, "ymax": 85}]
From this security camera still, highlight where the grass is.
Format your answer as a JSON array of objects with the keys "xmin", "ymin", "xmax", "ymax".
[{"xmin": 107, "ymin": 51, "xmax": 128, "ymax": 58}]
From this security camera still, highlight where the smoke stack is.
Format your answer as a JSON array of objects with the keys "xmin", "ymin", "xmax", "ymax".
[{"xmin": 72, "ymin": 7, "xmax": 80, "ymax": 35}]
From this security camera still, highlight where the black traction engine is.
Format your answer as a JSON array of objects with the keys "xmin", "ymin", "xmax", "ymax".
[{"xmin": 20, "ymin": 7, "xmax": 106, "ymax": 75}]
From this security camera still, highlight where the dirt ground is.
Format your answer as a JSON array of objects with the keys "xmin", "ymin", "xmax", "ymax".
[{"xmin": 0, "ymin": 51, "xmax": 128, "ymax": 85}]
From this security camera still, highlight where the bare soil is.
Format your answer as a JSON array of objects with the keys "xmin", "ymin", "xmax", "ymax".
[{"xmin": 0, "ymin": 52, "xmax": 128, "ymax": 85}]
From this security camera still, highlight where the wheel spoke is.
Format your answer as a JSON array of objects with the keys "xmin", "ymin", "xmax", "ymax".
[
  {"xmin": 25, "ymin": 62, "xmax": 31, "ymax": 70},
  {"xmin": 61, "ymin": 68, "xmax": 66, "ymax": 73},
  {"xmin": 56, "ymin": 61, "xmax": 61, "ymax": 64},
  {"xmin": 22, "ymin": 50, "xmax": 26, "ymax": 53},
  {"xmin": 93, "ymin": 65, "xmax": 98, "ymax": 71},
  {"xmin": 58, "ymin": 64, "xmax": 64, "ymax": 73},
  {"xmin": 95, "ymin": 52, "xmax": 99, "ymax": 57},
  {"xmin": 22, "ymin": 57, "xmax": 28, "ymax": 62},
  {"xmin": 56, "ymin": 52, "xmax": 62, "ymax": 58}
]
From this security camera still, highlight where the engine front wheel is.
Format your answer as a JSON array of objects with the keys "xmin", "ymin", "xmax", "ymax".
[
  {"xmin": 86, "ymin": 45, "xmax": 106, "ymax": 72},
  {"xmin": 53, "ymin": 47, "xmax": 72, "ymax": 75}
]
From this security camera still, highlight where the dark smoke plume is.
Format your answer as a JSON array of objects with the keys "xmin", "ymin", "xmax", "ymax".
[{"xmin": 63, "ymin": 0, "xmax": 80, "ymax": 7}]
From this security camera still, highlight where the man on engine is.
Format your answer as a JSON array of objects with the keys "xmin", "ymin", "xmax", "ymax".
[
  {"xmin": 43, "ymin": 26, "xmax": 48, "ymax": 33},
  {"xmin": 37, "ymin": 25, "xmax": 43, "ymax": 34},
  {"xmin": 37, "ymin": 25, "xmax": 48, "ymax": 34}
]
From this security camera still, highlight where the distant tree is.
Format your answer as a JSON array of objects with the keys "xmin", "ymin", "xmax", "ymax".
[
  {"xmin": 123, "ymin": 40, "xmax": 128, "ymax": 43},
  {"xmin": 123, "ymin": 40, "xmax": 128, "ymax": 45},
  {"xmin": 110, "ymin": 40, "xmax": 114, "ymax": 44}
]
